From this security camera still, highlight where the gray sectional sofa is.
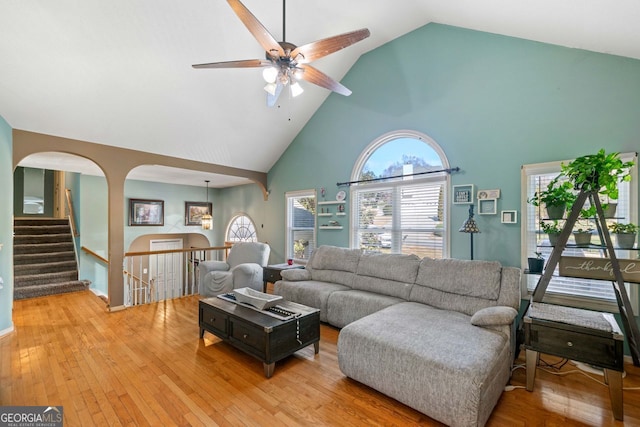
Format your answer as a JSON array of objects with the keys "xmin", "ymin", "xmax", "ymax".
[{"xmin": 273, "ymin": 245, "xmax": 521, "ymax": 427}]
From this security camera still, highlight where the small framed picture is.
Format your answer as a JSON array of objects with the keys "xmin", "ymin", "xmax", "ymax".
[
  {"xmin": 477, "ymin": 189, "xmax": 501, "ymax": 200},
  {"xmin": 478, "ymin": 199, "xmax": 497, "ymax": 215},
  {"xmin": 452, "ymin": 184, "xmax": 474, "ymax": 205},
  {"xmin": 501, "ymin": 210, "xmax": 518, "ymax": 224},
  {"xmin": 185, "ymin": 201, "xmax": 212, "ymax": 226},
  {"xmin": 129, "ymin": 199, "xmax": 164, "ymax": 226}
]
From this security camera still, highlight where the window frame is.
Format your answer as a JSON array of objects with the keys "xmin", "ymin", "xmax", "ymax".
[
  {"xmin": 225, "ymin": 213, "xmax": 258, "ymax": 243},
  {"xmin": 349, "ymin": 130, "xmax": 450, "ymax": 258},
  {"xmin": 285, "ymin": 189, "xmax": 317, "ymax": 263},
  {"xmin": 520, "ymin": 153, "xmax": 638, "ymax": 313}
]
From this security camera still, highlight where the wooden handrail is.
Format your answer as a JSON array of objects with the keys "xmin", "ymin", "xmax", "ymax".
[
  {"xmin": 123, "ymin": 269, "xmax": 152, "ymax": 288},
  {"xmin": 81, "ymin": 246, "xmax": 109, "ymax": 264},
  {"xmin": 124, "ymin": 245, "xmax": 231, "ymax": 258},
  {"xmin": 65, "ymin": 188, "xmax": 79, "ymax": 237}
]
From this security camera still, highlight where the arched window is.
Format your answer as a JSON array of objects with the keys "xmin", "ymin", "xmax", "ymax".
[
  {"xmin": 350, "ymin": 130, "xmax": 449, "ymax": 258},
  {"xmin": 226, "ymin": 214, "xmax": 258, "ymax": 242}
]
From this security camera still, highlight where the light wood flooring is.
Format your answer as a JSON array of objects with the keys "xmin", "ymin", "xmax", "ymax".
[{"xmin": 1, "ymin": 290, "xmax": 640, "ymax": 426}]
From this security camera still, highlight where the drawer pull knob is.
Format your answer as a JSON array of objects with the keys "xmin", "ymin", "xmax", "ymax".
[
  {"xmin": 210, "ymin": 318, "xmax": 215, "ymax": 323},
  {"xmin": 567, "ymin": 341, "xmax": 573, "ymax": 347},
  {"xmin": 243, "ymin": 334, "xmax": 248, "ymax": 339}
]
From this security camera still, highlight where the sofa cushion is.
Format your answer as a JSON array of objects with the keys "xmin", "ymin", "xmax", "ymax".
[
  {"xmin": 470, "ymin": 306, "xmax": 518, "ymax": 327},
  {"xmin": 338, "ymin": 302, "xmax": 511, "ymax": 427},
  {"xmin": 308, "ymin": 245, "xmax": 361, "ymax": 287},
  {"xmin": 327, "ymin": 290, "xmax": 404, "ymax": 328},
  {"xmin": 351, "ymin": 252, "xmax": 420, "ymax": 299},
  {"xmin": 273, "ymin": 280, "xmax": 350, "ymax": 323}
]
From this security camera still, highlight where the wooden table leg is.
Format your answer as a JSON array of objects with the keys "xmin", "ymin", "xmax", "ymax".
[
  {"xmin": 604, "ymin": 368, "xmax": 623, "ymax": 421},
  {"xmin": 314, "ymin": 341, "xmax": 319, "ymax": 354},
  {"xmin": 526, "ymin": 349, "xmax": 539, "ymax": 391},
  {"xmin": 264, "ymin": 362, "xmax": 275, "ymax": 378}
]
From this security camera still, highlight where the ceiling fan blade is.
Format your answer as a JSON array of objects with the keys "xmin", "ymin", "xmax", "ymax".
[
  {"xmin": 192, "ymin": 59, "xmax": 271, "ymax": 69},
  {"xmin": 227, "ymin": 0, "xmax": 285, "ymax": 57},
  {"xmin": 296, "ymin": 65, "xmax": 351, "ymax": 96},
  {"xmin": 291, "ymin": 28, "xmax": 370, "ymax": 63},
  {"xmin": 267, "ymin": 81, "xmax": 284, "ymax": 107}
]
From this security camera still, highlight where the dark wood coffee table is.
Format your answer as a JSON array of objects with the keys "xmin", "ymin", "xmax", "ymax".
[{"xmin": 199, "ymin": 296, "xmax": 320, "ymax": 378}]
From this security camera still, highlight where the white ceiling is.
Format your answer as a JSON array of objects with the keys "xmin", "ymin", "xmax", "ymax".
[{"xmin": 2, "ymin": 0, "xmax": 640, "ymax": 186}]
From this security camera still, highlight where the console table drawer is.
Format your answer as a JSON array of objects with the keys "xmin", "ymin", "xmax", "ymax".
[
  {"xmin": 200, "ymin": 305, "xmax": 227, "ymax": 336},
  {"xmin": 230, "ymin": 318, "xmax": 266, "ymax": 356},
  {"xmin": 526, "ymin": 323, "xmax": 621, "ymax": 369},
  {"xmin": 263, "ymin": 269, "xmax": 281, "ymax": 283}
]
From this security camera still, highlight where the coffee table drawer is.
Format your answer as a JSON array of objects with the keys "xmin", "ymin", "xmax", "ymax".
[
  {"xmin": 230, "ymin": 318, "xmax": 266, "ymax": 356},
  {"xmin": 200, "ymin": 305, "xmax": 228, "ymax": 336}
]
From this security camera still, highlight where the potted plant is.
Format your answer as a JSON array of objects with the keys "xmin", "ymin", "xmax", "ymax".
[
  {"xmin": 540, "ymin": 220, "xmax": 562, "ymax": 246},
  {"xmin": 609, "ymin": 222, "xmax": 638, "ymax": 249},
  {"xmin": 560, "ymin": 149, "xmax": 634, "ymax": 200},
  {"xmin": 527, "ymin": 252, "xmax": 545, "ymax": 274},
  {"xmin": 527, "ymin": 177, "xmax": 576, "ymax": 219}
]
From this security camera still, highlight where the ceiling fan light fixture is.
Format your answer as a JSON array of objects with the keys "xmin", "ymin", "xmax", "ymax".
[
  {"xmin": 262, "ymin": 66, "xmax": 278, "ymax": 83},
  {"xmin": 290, "ymin": 81, "xmax": 304, "ymax": 97},
  {"xmin": 264, "ymin": 82, "xmax": 278, "ymax": 95}
]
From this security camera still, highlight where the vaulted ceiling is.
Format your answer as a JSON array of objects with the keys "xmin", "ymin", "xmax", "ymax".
[{"xmin": 2, "ymin": 1, "xmax": 639, "ymax": 186}]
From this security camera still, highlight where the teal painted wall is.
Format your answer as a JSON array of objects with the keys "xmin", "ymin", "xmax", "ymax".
[
  {"xmin": 214, "ymin": 183, "xmax": 270, "ymax": 245},
  {"xmin": 263, "ymin": 23, "xmax": 640, "ymax": 268},
  {"xmin": 0, "ymin": 116, "xmax": 13, "ymax": 334}
]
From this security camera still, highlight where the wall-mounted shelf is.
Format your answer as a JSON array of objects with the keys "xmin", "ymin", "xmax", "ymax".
[
  {"xmin": 318, "ymin": 201, "xmax": 346, "ymax": 205},
  {"xmin": 318, "ymin": 213, "xmax": 332, "ymax": 217},
  {"xmin": 319, "ymin": 226, "xmax": 343, "ymax": 230},
  {"xmin": 336, "ymin": 212, "xmax": 346, "ymax": 216}
]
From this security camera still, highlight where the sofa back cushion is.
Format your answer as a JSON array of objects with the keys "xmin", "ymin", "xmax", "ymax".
[
  {"xmin": 308, "ymin": 245, "xmax": 362, "ymax": 287},
  {"xmin": 352, "ymin": 252, "xmax": 420, "ymax": 299},
  {"xmin": 410, "ymin": 258, "xmax": 512, "ymax": 316}
]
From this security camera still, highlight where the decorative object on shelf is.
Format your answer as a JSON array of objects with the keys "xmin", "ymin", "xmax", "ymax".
[
  {"xmin": 336, "ymin": 190, "xmax": 346, "ymax": 201},
  {"xmin": 129, "ymin": 198, "xmax": 164, "ymax": 226},
  {"xmin": 452, "ymin": 184, "xmax": 474, "ymax": 205},
  {"xmin": 527, "ymin": 177, "xmax": 576, "ymax": 219},
  {"xmin": 478, "ymin": 198, "xmax": 497, "ymax": 215},
  {"xmin": 201, "ymin": 180, "xmax": 213, "ymax": 230},
  {"xmin": 540, "ymin": 220, "xmax": 562, "ymax": 246},
  {"xmin": 609, "ymin": 222, "xmax": 638, "ymax": 249},
  {"xmin": 321, "ymin": 187, "xmax": 326, "ymax": 201},
  {"xmin": 477, "ymin": 189, "xmax": 500, "ymax": 200},
  {"xmin": 501, "ymin": 210, "xmax": 517, "ymax": 224},
  {"xmin": 459, "ymin": 205, "xmax": 480, "ymax": 260},
  {"xmin": 528, "ymin": 252, "xmax": 544, "ymax": 274},
  {"xmin": 338, "ymin": 204, "xmax": 345, "ymax": 213}
]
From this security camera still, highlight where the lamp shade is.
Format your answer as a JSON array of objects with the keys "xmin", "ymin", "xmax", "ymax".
[
  {"xmin": 202, "ymin": 179, "xmax": 212, "ymax": 230},
  {"xmin": 459, "ymin": 217, "xmax": 480, "ymax": 233}
]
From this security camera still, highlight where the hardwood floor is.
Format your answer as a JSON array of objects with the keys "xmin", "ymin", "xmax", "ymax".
[{"xmin": 1, "ymin": 290, "xmax": 639, "ymax": 426}]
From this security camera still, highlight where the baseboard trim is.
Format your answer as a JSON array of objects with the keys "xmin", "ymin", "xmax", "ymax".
[
  {"xmin": 90, "ymin": 288, "xmax": 107, "ymax": 298},
  {"xmin": 0, "ymin": 324, "xmax": 15, "ymax": 339},
  {"xmin": 108, "ymin": 305, "xmax": 126, "ymax": 312}
]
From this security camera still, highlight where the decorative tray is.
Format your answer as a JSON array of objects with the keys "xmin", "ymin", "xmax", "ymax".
[{"xmin": 232, "ymin": 287, "xmax": 283, "ymax": 310}]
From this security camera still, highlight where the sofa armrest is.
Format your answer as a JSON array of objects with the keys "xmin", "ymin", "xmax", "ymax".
[
  {"xmin": 470, "ymin": 306, "xmax": 518, "ymax": 327},
  {"xmin": 280, "ymin": 268, "xmax": 311, "ymax": 281},
  {"xmin": 199, "ymin": 260, "xmax": 230, "ymax": 273},
  {"xmin": 230, "ymin": 263, "xmax": 263, "ymax": 290}
]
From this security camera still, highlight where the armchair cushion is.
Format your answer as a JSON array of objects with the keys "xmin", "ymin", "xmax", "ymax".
[{"xmin": 200, "ymin": 260, "xmax": 230, "ymax": 272}]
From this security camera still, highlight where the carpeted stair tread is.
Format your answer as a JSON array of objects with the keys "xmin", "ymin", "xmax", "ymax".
[
  {"xmin": 13, "ymin": 251, "xmax": 76, "ymax": 265},
  {"xmin": 14, "ymin": 218, "xmax": 69, "ymax": 226},
  {"xmin": 14, "ymin": 233, "xmax": 73, "ymax": 244},
  {"xmin": 14, "ymin": 242, "xmax": 75, "ymax": 255},
  {"xmin": 14, "ymin": 260, "xmax": 78, "ymax": 275},
  {"xmin": 13, "ymin": 280, "xmax": 90, "ymax": 300},
  {"xmin": 14, "ymin": 270, "xmax": 79, "ymax": 288},
  {"xmin": 14, "ymin": 225, "xmax": 72, "ymax": 235}
]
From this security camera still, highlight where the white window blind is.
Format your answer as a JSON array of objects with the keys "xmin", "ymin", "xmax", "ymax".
[
  {"xmin": 521, "ymin": 153, "xmax": 638, "ymax": 312},
  {"xmin": 286, "ymin": 190, "xmax": 316, "ymax": 261},
  {"xmin": 351, "ymin": 178, "xmax": 445, "ymax": 258}
]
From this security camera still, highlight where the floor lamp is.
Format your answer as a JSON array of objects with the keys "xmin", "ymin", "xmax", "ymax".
[{"xmin": 459, "ymin": 205, "xmax": 480, "ymax": 260}]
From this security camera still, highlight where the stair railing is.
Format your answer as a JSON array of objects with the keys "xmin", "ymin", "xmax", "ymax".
[{"xmin": 64, "ymin": 189, "xmax": 79, "ymax": 237}]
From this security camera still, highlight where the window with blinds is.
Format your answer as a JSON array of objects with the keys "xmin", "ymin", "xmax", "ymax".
[
  {"xmin": 285, "ymin": 190, "xmax": 316, "ymax": 261},
  {"xmin": 351, "ymin": 178, "xmax": 446, "ymax": 258},
  {"xmin": 521, "ymin": 153, "xmax": 638, "ymax": 312}
]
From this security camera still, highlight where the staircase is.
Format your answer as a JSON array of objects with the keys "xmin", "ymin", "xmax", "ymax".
[{"xmin": 13, "ymin": 218, "xmax": 90, "ymax": 300}]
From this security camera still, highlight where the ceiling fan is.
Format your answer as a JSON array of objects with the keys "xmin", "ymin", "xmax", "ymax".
[{"xmin": 193, "ymin": 0, "xmax": 370, "ymax": 106}]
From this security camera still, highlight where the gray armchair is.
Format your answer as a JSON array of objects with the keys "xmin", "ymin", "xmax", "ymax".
[{"xmin": 199, "ymin": 242, "xmax": 270, "ymax": 297}]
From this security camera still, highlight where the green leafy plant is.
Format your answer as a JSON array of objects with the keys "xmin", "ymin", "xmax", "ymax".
[
  {"xmin": 527, "ymin": 177, "xmax": 576, "ymax": 208},
  {"xmin": 540, "ymin": 220, "xmax": 562, "ymax": 234},
  {"xmin": 533, "ymin": 251, "xmax": 543, "ymax": 259},
  {"xmin": 608, "ymin": 222, "xmax": 639, "ymax": 234},
  {"xmin": 560, "ymin": 149, "xmax": 634, "ymax": 200}
]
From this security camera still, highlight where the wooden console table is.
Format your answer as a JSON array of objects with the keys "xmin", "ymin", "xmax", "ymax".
[{"xmin": 524, "ymin": 302, "xmax": 624, "ymax": 420}]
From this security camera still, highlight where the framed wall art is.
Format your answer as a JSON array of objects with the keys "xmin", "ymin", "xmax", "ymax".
[
  {"xmin": 129, "ymin": 199, "xmax": 164, "ymax": 226},
  {"xmin": 501, "ymin": 210, "xmax": 518, "ymax": 224},
  {"xmin": 452, "ymin": 184, "xmax": 474, "ymax": 205},
  {"xmin": 185, "ymin": 201, "xmax": 212, "ymax": 226},
  {"xmin": 478, "ymin": 199, "xmax": 497, "ymax": 215}
]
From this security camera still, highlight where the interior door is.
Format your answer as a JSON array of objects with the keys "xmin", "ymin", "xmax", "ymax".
[{"xmin": 149, "ymin": 238, "xmax": 184, "ymax": 301}]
